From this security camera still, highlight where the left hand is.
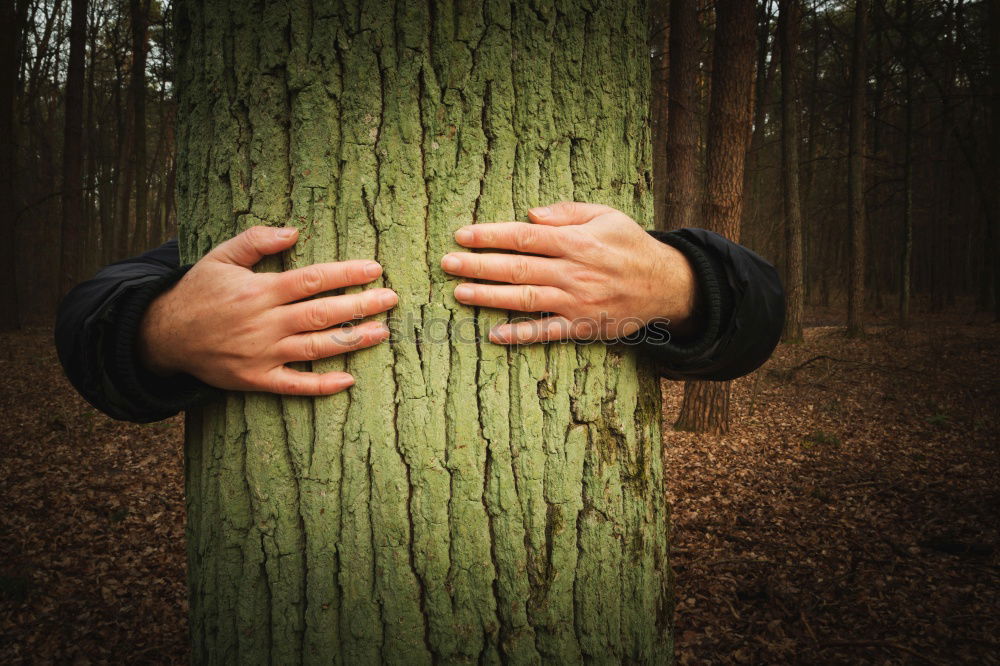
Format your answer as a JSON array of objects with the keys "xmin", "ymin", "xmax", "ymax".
[{"xmin": 440, "ymin": 202, "xmax": 700, "ymax": 344}]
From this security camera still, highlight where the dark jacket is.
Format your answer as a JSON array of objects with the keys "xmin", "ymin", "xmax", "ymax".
[{"xmin": 55, "ymin": 230, "xmax": 785, "ymax": 423}]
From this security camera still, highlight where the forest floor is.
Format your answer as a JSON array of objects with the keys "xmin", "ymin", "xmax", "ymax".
[{"xmin": 1, "ymin": 310, "xmax": 997, "ymax": 664}]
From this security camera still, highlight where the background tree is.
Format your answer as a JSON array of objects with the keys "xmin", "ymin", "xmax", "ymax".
[
  {"xmin": 59, "ymin": 0, "xmax": 87, "ymax": 298},
  {"xmin": 779, "ymin": 0, "xmax": 804, "ymax": 341},
  {"xmin": 675, "ymin": 0, "xmax": 757, "ymax": 434},
  {"xmin": 847, "ymin": 0, "xmax": 869, "ymax": 337},
  {"xmin": 175, "ymin": 0, "xmax": 670, "ymax": 661},
  {"xmin": 663, "ymin": 0, "xmax": 702, "ymax": 231}
]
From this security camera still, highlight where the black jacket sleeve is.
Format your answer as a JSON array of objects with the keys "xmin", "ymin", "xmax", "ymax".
[
  {"xmin": 54, "ymin": 240, "xmax": 215, "ymax": 423},
  {"xmin": 637, "ymin": 228, "xmax": 785, "ymax": 381}
]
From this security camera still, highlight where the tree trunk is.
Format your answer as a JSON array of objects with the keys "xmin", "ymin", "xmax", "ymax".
[
  {"xmin": 175, "ymin": 1, "xmax": 670, "ymax": 663},
  {"xmin": 59, "ymin": 0, "xmax": 88, "ymax": 299},
  {"xmin": 899, "ymin": 0, "xmax": 914, "ymax": 327},
  {"xmin": 990, "ymin": 0, "xmax": 1000, "ymax": 317},
  {"xmin": 779, "ymin": 0, "xmax": 804, "ymax": 342},
  {"xmin": 663, "ymin": 0, "xmax": 700, "ymax": 230},
  {"xmin": 128, "ymin": 0, "xmax": 149, "ymax": 254},
  {"xmin": 675, "ymin": 0, "xmax": 756, "ymax": 435},
  {"xmin": 0, "ymin": 0, "xmax": 28, "ymax": 329},
  {"xmin": 847, "ymin": 0, "xmax": 868, "ymax": 337}
]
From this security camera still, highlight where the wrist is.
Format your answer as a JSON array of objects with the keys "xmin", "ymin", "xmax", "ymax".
[
  {"xmin": 649, "ymin": 240, "xmax": 700, "ymax": 338},
  {"xmin": 138, "ymin": 287, "xmax": 183, "ymax": 377}
]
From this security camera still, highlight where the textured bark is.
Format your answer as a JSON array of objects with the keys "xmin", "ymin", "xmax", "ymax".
[
  {"xmin": 175, "ymin": 1, "xmax": 670, "ymax": 663},
  {"xmin": 779, "ymin": 0, "xmax": 803, "ymax": 342},
  {"xmin": 847, "ymin": 0, "xmax": 868, "ymax": 337},
  {"xmin": 59, "ymin": 0, "xmax": 88, "ymax": 298},
  {"xmin": 663, "ymin": 0, "xmax": 700, "ymax": 230},
  {"xmin": 675, "ymin": 0, "xmax": 756, "ymax": 435}
]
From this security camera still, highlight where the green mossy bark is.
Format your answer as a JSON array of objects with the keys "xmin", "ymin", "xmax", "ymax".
[{"xmin": 175, "ymin": 0, "xmax": 670, "ymax": 663}]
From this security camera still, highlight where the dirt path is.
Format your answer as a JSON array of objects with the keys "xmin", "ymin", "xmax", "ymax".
[{"xmin": 1, "ymin": 316, "xmax": 997, "ymax": 663}]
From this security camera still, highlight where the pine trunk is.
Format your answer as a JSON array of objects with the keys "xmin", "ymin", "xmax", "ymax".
[
  {"xmin": 779, "ymin": 0, "xmax": 804, "ymax": 342},
  {"xmin": 847, "ymin": 0, "xmax": 868, "ymax": 337},
  {"xmin": 675, "ymin": 0, "xmax": 756, "ymax": 435},
  {"xmin": 59, "ymin": 0, "xmax": 88, "ymax": 298},
  {"xmin": 663, "ymin": 0, "xmax": 700, "ymax": 230},
  {"xmin": 174, "ymin": 1, "xmax": 671, "ymax": 663}
]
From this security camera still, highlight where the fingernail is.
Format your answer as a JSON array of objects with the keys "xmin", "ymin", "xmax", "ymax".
[
  {"xmin": 530, "ymin": 206, "xmax": 551, "ymax": 218},
  {"xmin": 454, "ymin": 228, "xmax": 473, "ymax": 244},
  {"xmin": 365, "ymin": 262, "xmax": 382, "ymax": 277},
  {"xmin": 277, "ymin": 227, "xmax": 296, "ymax": 238},
  {"xmin": 380, "ymin": 290, "xmax": 398, "ymax": 307},
  {"xmin": 441, "ymin": 255, "xmax": 460, "ymax": 271},
  {"xmin": 454, "ymin": 285, "xmax": 473, "ymax": 302}
]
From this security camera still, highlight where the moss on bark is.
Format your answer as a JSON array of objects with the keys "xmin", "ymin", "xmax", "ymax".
[{"xmin": 175, "ymin": 0, "xmax": 670, "ymax": 662}]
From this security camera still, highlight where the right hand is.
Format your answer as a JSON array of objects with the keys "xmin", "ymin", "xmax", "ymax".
[{"xmin": 137, "ymin": 226, "xmax": 397, "ymax": 395}]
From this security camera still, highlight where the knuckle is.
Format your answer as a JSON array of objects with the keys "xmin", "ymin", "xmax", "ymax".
[
  {"xmin": 298, "ymin": 267, "xmax": 325, "ymax": 294},
  {"xmin": 514, "ymin": 227, "xmax": 537, "ymax": 252},
  {"xmin": 305, "ymin": 301, "xmax": 328, "ymax": 329},
  {"xmin": 302, "ymin": 335, "xmax": 324, "ymax": 361},
  {"xmin": 511, "ymin": 257, "xmax": 531, "ymax": 283},
  {"xmin": 352, "ymin": 294, "xmax": 369, "ymax": 318},
  {"xmin": 520, "ymin": 285, "xmax": 537, "ymax": 311}
]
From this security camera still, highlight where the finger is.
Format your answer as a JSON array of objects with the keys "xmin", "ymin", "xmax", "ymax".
[
  {"xmin": 453, "ymin": 222, "xmax": 566, "ymax": 256},
  {"xmin": 489, "ymin": 316, "xmax": 575, "ymax": 344},
  {"xmin": 276, "ymin": 321, "xmax": 390, "ymax": 362},
  {"xmin": 527, "ymin": 201, "xmax": 615, "ymax": 227},
  {"xmin": 440, "ymin": 252, "xmax": 567, "ymax": 287},
  {"xmin": 277, "ymin": 288, "xmax": 398, "ymax": 333},
  {"xmin": 263, "ymin": 367, "xmax": 356, "ymax": 396},
  {"xmin": 207, "ymin": 225, "xmax": 299, "ymax": 267},
  {"xmin": 272, "ymin": 260, "xmax": 384, "ymax": 303},
  {"xmin": 453, "ymin": 283, "xmax": 569, "ymax": 313}
]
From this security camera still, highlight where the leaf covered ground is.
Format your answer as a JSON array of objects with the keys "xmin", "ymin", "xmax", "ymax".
[{"xmin": 1, "ymin": 314, "xmax": 998, "ymax": 664}]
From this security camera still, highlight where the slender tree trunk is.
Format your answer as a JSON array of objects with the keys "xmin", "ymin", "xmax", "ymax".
[
  {"xmin": 175, "ymin": 1, "xmax": 670, "ymax": 662},
  {"xmin": 129, "ymin": 0, "xmax": 149, "ymax": 254},
  {"xmin": 847, "ymin": 0, "xmax": 869, "ymax": 337},
  {"xmin": 779, "ymin": 0, "xmax": 804, "ymax": 342},
  {"xmin": 899, "ymin": 0, "xmax": 914, "ymax": 327},
  {"xmin": 0, "ymin": 0, "xmax": 28, "ymax": 329},
  {"xmin": 675, "ymin": 0, "xmax": 756, "ymax": 435},
  {"xmin": 990, "ymin": 0, "xmax": 1000, "ymax": 317},
  {"xmin": 59, "ymin": 0, "xmax": 88, "ymax": 298},
  {"xmin": 663, "ymin": 0, "xmax": 700, "ymax": 230}
]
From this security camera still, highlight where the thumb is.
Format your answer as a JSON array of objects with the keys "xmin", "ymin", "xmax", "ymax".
[
  {"xmin": 207, "ymin": 226, "xmax": 298, "ymax": 267},
  {"xmin": 527, "ymin": 201, "xmax": 615, "ymax": 226}
]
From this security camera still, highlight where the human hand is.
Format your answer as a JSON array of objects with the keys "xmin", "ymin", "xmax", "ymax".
[
  {"xmin": 440, "ymin": 202, "xmax": 700, "ymax": 344},
  {"xmin": 138, "ymin": 226, "xmax": 398, "ymax": 395}
]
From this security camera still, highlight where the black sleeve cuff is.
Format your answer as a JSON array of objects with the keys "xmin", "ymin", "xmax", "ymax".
[
  {"xmin": 104, "ymin": 265, "xmax": 217, "ymax": 422},
  {"xmin": 636, "ymin": 228, "xmax": 784, "ymax": 381}
]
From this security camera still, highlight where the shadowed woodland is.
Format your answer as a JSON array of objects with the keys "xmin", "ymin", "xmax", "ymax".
[{"xmin": 1, "ymin": 0, "xmax": 998, "ymax": 662}]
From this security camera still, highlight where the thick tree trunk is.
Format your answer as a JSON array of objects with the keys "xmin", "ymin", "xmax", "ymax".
[
  {"xmin": 675, "ymin": 0, "xmax": 756, "ymax": 435},
  {"xmin": 847, "ymin": 0, "xmax": 868, "ymax": 337},
  {"xmin": 59, "ymin": 0, "xmax": 88, "ymax": 298},
  {"xmin": 779, "ymin": 0, "xmax": 804, "ymax": 342},
  {"xmin": 175, "ymin": 1, "xmax": 670, "ymax": 663},
  {"xmin": 663, "ymin": 0, "xmax": 700, "ymax": 230}
]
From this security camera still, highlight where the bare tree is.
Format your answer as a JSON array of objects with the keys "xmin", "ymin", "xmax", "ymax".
[
  {"xmin": 675, "ymin": 0, "xmax": 757, "ymax": 434},
  {"xmin": 59, "ymin": 0, "xmax": 89, "ymax": 298},
  {"xmin": 780, "ymin": 0, "xmax": 804, "ymax": 341},
  {"xmin": 847, "ymin": 0, "xmax": 869, "ymax": 337}
]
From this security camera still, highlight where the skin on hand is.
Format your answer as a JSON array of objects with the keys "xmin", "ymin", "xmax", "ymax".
[
  {"xmin": 440, "ymin": 202, "xmax": 700, "ymax": 344},
  {"xmin": 138, "ymin": 226, "xmax": 398, "ymax": 396}
]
